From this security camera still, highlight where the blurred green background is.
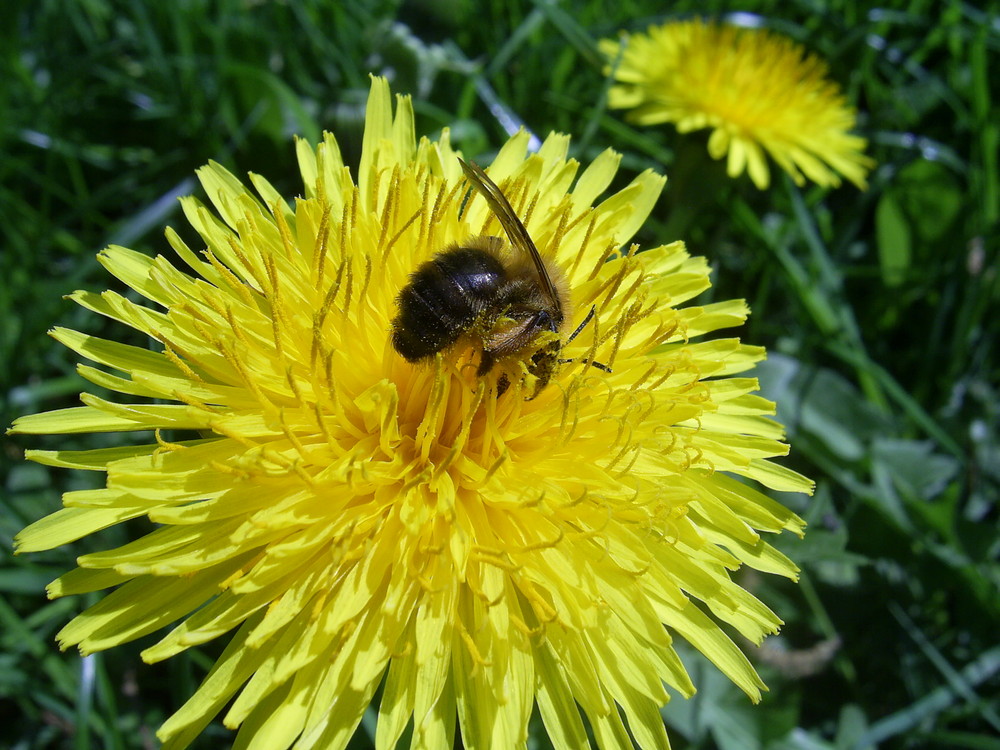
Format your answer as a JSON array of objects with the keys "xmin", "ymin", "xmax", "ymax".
[{"xmin": 2, "ymin": 1, "xmax": 997, "ymax": 748}]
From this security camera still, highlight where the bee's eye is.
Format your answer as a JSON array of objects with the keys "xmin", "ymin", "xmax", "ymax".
[{"xmin": 534, "ymin": 310, "xmax": 556, "ymax": 332}]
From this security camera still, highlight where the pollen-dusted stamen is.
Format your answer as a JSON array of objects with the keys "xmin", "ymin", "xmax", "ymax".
[{"xmin": 10, "ymin": 75, "xmax": 813, "ymax": 750}]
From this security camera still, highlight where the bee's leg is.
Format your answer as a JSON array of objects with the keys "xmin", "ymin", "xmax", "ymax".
[
  {"xmin": 496, "ymin": 373, "xmax": 510, "ymax": 397},
  {"xmin": 476, "ymin": 349, "xmax": 496, "ymax": 376},
  {"xmin": 525, "ymin": 341, "xmax": 560, "ymax": 399}
]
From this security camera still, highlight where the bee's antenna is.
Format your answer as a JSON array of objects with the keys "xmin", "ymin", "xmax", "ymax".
[
  {"xmin": 560, "ymin": 306, "xmax": 611, "ymax": 373},
  {"xmin": 566, "ymin": 305, "xmax": 597, "ymax": 345}
]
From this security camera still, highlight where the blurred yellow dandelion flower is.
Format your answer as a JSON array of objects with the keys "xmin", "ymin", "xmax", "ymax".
[
  {"xmin": 600, "ymin": 18, "xmax": 874, "ymax": 190},
  {"xmin": 12, "ymin": 76, "xmax": 811, "ymax": 749}
]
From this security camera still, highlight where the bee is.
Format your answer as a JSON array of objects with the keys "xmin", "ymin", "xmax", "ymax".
[{"xmin": 391, "ymin": 159, "xmax": 600, "ymax": 397}]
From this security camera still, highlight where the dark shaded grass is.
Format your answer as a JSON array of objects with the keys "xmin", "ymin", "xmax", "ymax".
[{"xmin": 2, "ymin": 1, "xmax": 997, "ymax": 748}]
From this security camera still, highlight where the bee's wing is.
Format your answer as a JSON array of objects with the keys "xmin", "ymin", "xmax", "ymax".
[{"xmin": 459, "ymin": 159, "xmax": 562, "ymax": 317}]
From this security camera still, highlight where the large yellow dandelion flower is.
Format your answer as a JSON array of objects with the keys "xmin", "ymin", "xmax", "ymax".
[
  {"xmin": 12, "ymin": 76, "xmax": 811, "ymax": 749},
  {"xmin": 600, "ymin": 18, "xmax": 874, "ymax": 190}
]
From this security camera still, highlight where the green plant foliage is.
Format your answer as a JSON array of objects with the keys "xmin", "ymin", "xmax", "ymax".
[{"xmin": 2, "ymin": 1, "xmax": 997, "ymax": 748}]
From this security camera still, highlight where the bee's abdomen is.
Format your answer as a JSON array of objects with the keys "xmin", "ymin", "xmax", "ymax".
[{"xmin": 391, "ymin": 247, "xmax": 506, "ymax": 361}]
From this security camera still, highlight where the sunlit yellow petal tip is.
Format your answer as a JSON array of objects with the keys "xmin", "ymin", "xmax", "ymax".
[
  {"xmin": 601, "ymin": 18, "xmax": 875, "ymax": 190},
  {"xmin": 13, "ymin": 75, "xmax": 811, "ymax": 749}
]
